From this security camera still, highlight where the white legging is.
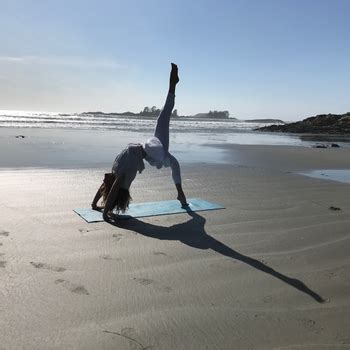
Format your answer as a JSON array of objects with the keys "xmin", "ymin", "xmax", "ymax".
[
  {"xmin": 154, "ymin": 93, "xmax": 175, "ymax": 153},
  {"xmin": 152, "ymin": 93, "xmax": 181, "ymax": 184}
]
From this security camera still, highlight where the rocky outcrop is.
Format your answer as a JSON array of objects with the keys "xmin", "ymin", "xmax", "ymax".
[{"xmin": 256, "ymin": 113, "xmax": 350, "ymax": 134}]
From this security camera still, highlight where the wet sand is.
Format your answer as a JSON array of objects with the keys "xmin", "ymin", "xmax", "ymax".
[
  {"xmin": 213, "ymin": 143, "xmax": 350, "ymax": 171},
  {"xmin": 1, "ymin": 145, "xmax": 350, "ymax": 348},
  {"xmin": 2, "ymin": 127, "xmax": 350, "ymax": 169}
]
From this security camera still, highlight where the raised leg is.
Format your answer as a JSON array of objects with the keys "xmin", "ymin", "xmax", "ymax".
[{"xmin": 154, "ymin": 63, "xmax": 179, "ymax": 153}]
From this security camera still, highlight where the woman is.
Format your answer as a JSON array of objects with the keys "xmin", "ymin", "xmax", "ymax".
[{"xmin": 91, "ymin": 63, "xmax": 188, "ymax": 222}]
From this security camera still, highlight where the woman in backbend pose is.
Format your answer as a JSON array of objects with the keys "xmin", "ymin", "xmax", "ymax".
[{"xmin": 92, "ymin": 63, "xmax": 188, "ymax": 222}]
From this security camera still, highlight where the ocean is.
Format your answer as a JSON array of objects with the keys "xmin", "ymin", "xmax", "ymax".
[
  {"xmin": 0, "ymin": 109, "xmax": 276, "ymax": 132},
  {"xmin": 1, "ymin": 109, "xmax": 349, "ymax": 168}
]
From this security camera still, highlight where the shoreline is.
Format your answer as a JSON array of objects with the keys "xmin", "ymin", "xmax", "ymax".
[
  {"xmin": 1, "ymin": 126, "xmax": 350, "ymax": 170},
  {"xmin": 2, "ymin": 135, "xmax": 350, "ymax": 184}
]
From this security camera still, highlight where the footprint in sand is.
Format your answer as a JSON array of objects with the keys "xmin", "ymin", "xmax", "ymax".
[
  {"xmin": 134, "ymin": 277, "xmax": 154, "ymax": 286},
  {"xmin": 133, "ymin": 277, "xmax": 172, "ymax": 293},
  {"xmin": 263, "ymin": 295, "xmax": 273, "ymax": 304},
  {"xmin": 30, "ymin": 262, "xmax": 66, "ymax": 272},
  {"xmin": 78, "ymin": 228, "xmax": 93, "ymax": 234},
  {"xmin": 329, "ymin": 206, "xmax": 341, "ymax": 211},
  {"xmin": 55, "ymin": 279, "xmax": 89, "ymax": 295},
  {"xmin": 0, "ymin": 230, "xmax": 9, "ymax": 237},
  {"xmin": 100, "ymin": 254, "xmax": 122, "ymax": 261},
  {"xmin": 100, "ymin": 254, "xmax": 113, "ymax": 260},
  {"xmin": 301, "ymin": 318, "xmax": 324, "ymax": 334},
  {"xmin": 161, "ymin": 286, "xmax": 173, "ymax": 293},
  {"xmin": 336, "ymin": 334, "xmax": 350, "ymax": 345},
  {"xmin": 0, "ymin": 261, "xmax": 7, "ymax": 268},
  {"xmin": 153, "ymin": 252, "xmax": 167, "ymax": 256},
  {"xmin": 112, "ymin": 233, "xmax": 123, "ymax": 241}
]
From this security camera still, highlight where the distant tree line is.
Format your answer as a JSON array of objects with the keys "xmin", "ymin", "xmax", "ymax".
[
  {"xmin": 83, "ymin": 107, "xmax": 230, "ymax": 119},
  {"xmin": 140, "ymin": 107, "xmax": 230, "ymax": 119},
  {"xmin": 207, "ymin": 110, "xmax": 230, "ymax": 119},
  {"xmin": 140, "ymin": 106, "xmax": 178, "ymax": 118},
  {"xmin": 193, "ymin": 110, "xmax": 230, "ymax": 119}
]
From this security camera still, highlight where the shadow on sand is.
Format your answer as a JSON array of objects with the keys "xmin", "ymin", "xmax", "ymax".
[{"xmin": 110, "ymin": 210, "xmax": 326, "ymax": 303}]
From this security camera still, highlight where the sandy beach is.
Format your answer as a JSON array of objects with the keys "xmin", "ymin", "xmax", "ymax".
[{"xmin": 1, "ymin": 143, "xmax": 350, "ymax": 349}]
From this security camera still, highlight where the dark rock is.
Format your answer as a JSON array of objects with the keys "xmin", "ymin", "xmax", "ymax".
[
  {"xmin": 331, "ymin": 143, "xmax": 340, "ymax": 148},
  {"xmin": 312, "ymin": 144, "xmax": 328, "ymax": 148},
  {"xmin": 256, "ymin": 112, "xmax": 350, "ymax": 134},
  {"xmin": 15, "ymin": 135, "xmax": 25, "ymax": 138},
  {"xmin": 329, "ymin": 206, "xmax": 341, "ymax": 211}
]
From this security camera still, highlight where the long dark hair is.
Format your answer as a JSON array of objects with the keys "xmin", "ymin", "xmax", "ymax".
[{"xmin": 101, "ymin": 173, "xmax": 132, "ymax": 213}]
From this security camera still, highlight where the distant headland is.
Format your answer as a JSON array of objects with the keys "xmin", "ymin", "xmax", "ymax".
[
  {"xmin": 81, "ymin": 108, "xmax": 233, "ymax": 119},
  {"xmin": 256, "ymin": 112, "xmax": 350, "ymax": 134}
]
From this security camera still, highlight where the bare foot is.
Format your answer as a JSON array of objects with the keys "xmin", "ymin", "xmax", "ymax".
[{"xmin": 170, "ymin": 63, "xmax": 179, "ymax": 85}]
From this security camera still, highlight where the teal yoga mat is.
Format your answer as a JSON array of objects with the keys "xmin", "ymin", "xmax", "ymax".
[{"xmin": 74, "ymin": 198, "xmax": 225, "ymax": 223}]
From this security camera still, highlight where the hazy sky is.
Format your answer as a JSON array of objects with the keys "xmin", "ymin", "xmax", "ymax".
[{"xmin": 0, "ymin": 0, "xmax": 349, "ymax": 120}]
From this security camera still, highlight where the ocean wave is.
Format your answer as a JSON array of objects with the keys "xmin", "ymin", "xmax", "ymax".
[{"xmin": 0, "ymin": 110, "xmax": 277, "ymax": 132}]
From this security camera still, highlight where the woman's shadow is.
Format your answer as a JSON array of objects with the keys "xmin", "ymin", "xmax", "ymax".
[{"xmin": 110, "ymin": 209, "xmax": 325, "ymax": 303}]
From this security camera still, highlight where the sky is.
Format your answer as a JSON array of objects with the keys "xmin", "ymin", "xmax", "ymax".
[{"xmin": 0, "ymin": 0, "xmax": 349, "ymax": 121}]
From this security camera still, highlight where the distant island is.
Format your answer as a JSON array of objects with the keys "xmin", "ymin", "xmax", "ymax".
[
  {"xmin": 256, "ymin": 112, "xmax": 350, "ymax": 134},
  {"xmin": 192, "ymin": 111, "xmax": 231, "ymax": 119},
  {"xmin": 81, "ymin": 107, "xmax": 233, "ymax": 119}
]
